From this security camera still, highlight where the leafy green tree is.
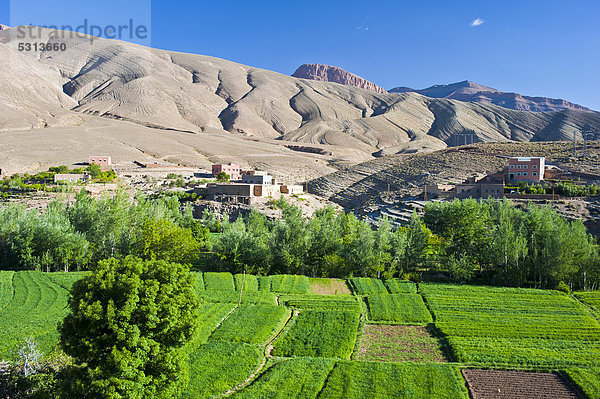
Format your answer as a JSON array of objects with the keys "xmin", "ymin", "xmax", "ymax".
[
  {"xmin": 86, "ymin": 164, "xmax": 102, "ymax": 179},
  {"xmin": 59, "ymin": 256, "xmax": 199, "ymax": 399},
  {"xmin": 215, "ymin": 172, "xmax": 230, "ymax": 182},
  {"xmin": 135, "ymin": 218, "xmax": 201, "ymax": 264}
]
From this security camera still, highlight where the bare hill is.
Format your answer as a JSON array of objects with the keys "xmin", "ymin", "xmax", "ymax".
[
  {"xmin": 309, "ymin": 141, "xmax": 600, "ymax": 209},
  {"xmin": 0, "ymin": 26, "xmax": 599, "ymax": 179},
  {"xmin": 390, "ymin": 80, "xmax": 592, "ymax": 112}
]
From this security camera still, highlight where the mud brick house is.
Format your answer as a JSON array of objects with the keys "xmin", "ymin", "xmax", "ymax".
[
  {"xmin": 507, "ymin": 157, "xmax": 545, "ymax": 182},
  {"xmin": 89, "ymin": 156, "xmax": 112, "ymax": 171},
  {"xmin": 211, "ymin": 163, "xmax": 241, "ymax": 180}
]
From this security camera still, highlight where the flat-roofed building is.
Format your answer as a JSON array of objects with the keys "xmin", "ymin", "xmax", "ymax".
[
  {"xmin": 507, "ymin": 157, "xmax": 545, "ymax": 182},
  {"xmin": 89, "ymin": 156, "xmax": 112, "ymax": 171},
  {"xmin": 212, "ymin": 163, "xmax": 241, "ymax": 180},
  {"xmin": 241, "ymin": 171, "xmax": 273, "ymax": 185}
]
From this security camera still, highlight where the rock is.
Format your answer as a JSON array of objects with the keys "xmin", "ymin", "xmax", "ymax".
[{"xmin": 292, "ymin": 63, "xmax": 387, "ymax": 93}]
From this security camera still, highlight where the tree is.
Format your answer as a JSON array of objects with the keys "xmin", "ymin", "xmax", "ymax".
[
  {"xmin": 135, "ymin": 218, "xmax": 201, "ymax": 264},
  {"xmin": 59, "ymin": 256, "xmax": 199, "ymax": 399},
  {"xmin": 86, "ymin": 164, "xmax": 102, "ymax": 179},
  {"xmin": 215, "ymin": 172, "xmax": 230, "ymax": 182}
]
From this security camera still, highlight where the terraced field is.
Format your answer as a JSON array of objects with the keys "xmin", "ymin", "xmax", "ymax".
[{"xmin": 1, "ymin": 273, "xmax": 599, "ymax": 398}]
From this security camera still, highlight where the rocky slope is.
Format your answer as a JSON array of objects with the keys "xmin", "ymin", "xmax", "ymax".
[
  {"xmin": 292, "ymin": 63, "xmax": 387, "ymax": 94},
  {"xmin": 390, "ymin": 80, "xmax": 592, "ymax": 112},
  {"xmin": 0, "ymin": 26, "xmax": 599, "ymax": 170}
]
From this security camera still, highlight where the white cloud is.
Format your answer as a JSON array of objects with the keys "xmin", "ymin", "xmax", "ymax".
[
  {"xmin": 356, "ymin": 17, "xmax": 369, "ymax": 31},
  {"xmin": 470, "ymin": 17, "xmax": 485, "ymax": 27}
]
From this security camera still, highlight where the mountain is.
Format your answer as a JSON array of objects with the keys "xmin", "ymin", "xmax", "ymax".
[
  {"xmin": 389, "ymin": 80, "xmax": 592, "ymax": 112},
  {"xmin": 0, "ymin": 26, "xmax": 599, "ymax": 177},
  {"xmin": 292, "ymin": 64, "xmax": 387, "ymax": 94}
]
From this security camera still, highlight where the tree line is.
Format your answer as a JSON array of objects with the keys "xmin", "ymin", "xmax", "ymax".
[
  {"xmin": 214, "ymin": 198, "xmax": 599, "ymax": 290},
  {"xmin": 0, "ymin": 191, "xmax": 209, "ymax": 272},
  {"xmin": 0, "ymin": 192, "xmax": 598, "ymax": 290}
]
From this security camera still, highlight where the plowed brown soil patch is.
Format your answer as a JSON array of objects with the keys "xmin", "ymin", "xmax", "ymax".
[
  {"xmin": 356, "ymin": 325, "xmax": 446, "ymax": 363},
  {"xmin": 309, "ymin": 278, "xmax": 351, "ymax": 295},
  {"xmin": 462, "ymin": 369, "xmax": 583, "ymax": 399}
]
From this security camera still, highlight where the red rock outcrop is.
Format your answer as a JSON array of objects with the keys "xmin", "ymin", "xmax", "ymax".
[{"xmin": 292, "ymin": 63, "xmax": 387, "ymax": 94}]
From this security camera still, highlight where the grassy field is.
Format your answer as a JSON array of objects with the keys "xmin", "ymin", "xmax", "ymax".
[
  {"xmin": 421, "ymin": 283, "xmax": 600, "ymax": 369},
  {"xmin": 565, "ymin": 368, "xmax": 600, "ymax": 399},
  {"xmin": 184, "ymin": 342, "xmax": 264, "ymax": 399},
  {"xmin": 317, "ymin": 362, "xmax": 470, "ymax": 398},
  {"xmin": 209, "ymin": 305, "xmax": 290, "ymax": 345},
  {"xmin": 366, "ymin": 293, "xmax": 433, "ymax": 324},
  {"xmin": 575, "ymin": 291, "xmax": 600, "ymax": 318},
  {"xmin": 0, "ymin": 271, "xmax": 71, "ymax": 359},
  {"xmin": 2, "ymin": 270, "xmax": 600, "ymax": 398},
  {"xmin": 348, "ymin": 277, "xmax": 388, "ymax": 294},
  {"xmin": 232, "ymin": 357, "xmax": 336, "ymax": 398},
  {"xmin": 272, "ymin": 310, "xmax": 360, "ymax": 359}
]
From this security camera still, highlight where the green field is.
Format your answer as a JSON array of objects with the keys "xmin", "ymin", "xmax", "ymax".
[
  {"xmin": 281, "ymin": 294, "xmax": 362, "ymax": 312},
  {"xmin": 348, "ymin": 277, "xmax": 387, "ymax": 294},
  {"xmin": 203, "ymin": 272, "xmax": 236, "ymax": 291},
  {"xmin": 0, "ymin": 271, "xmax": 71, "ymax": 358},
  {"xmin": 384, "ymin": 279, "xmax": 417, "ymax": 294},
  {"xmin": 209, "ymin": 305, "xmax": 290, "ymax": 345},
  {"xmin": 366, "ymin": 293, "xmax": 433, "ymax": 324},
  {"xmin": 184, "ymin": 342, "xmax": 264, "ymax": 399},
  {"xmin": 269, "ymin": 274, "xmax": 310, "ymax": 294},
  {"xmin": 232, "ymin": 357, "xmax": 336, "ymax": 398},
  {"xmin": 317, "ymin": 362, "xmax": 470, "ymax": 398},
  {"xmin": 565, "ymin": 368, "xmax": 600, "ymax": 399},
  {"xmin": 272, "ymin": 310, "xmax": 360, "ymax": 359},
  {"xmin": 575, "ymin": 291, "xmax": 600, "ymax": 318},
  {"xmin": 421, "ymin": 283, "xmax": 600, "ymax": 369},
  {"xmin": 2, "ymin": 271, "xmax": 600, "ymax": 398}
]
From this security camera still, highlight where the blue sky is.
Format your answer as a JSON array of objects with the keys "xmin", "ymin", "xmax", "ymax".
[{"xmin": 1, "ymin": 0, "xmax": 599, "ymax": 110}]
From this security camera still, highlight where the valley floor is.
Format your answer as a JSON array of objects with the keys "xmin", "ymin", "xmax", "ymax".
[{"xmin": 0, "ymin": 271, "xmax": 599, "ymax": 398}]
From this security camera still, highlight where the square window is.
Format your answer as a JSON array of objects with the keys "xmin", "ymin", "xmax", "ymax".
[
  {"xmin": 517, "ymin": 172, "xmax": 521, "ymax": 176},
  {"xmin": 510, "ymin": 165, "xmax": 515, "ymax": 169},
  {"xmin": 533, "ymin": 165, "xmax": 537, "ymax": 169},
  {"xmin": 533, "ymin": 172, "xmax": 537, "ymax": 176},
  {"xmin": 523, "ymin": 172, "xmax": 528, "ymax": 176},
  {"xmin": 517, "ymin": 165, "xmax": 521, "ymax": 169}
]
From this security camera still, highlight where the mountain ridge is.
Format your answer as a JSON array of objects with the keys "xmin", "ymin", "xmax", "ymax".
[
  {"xmin": 389, "ymin": 80, "xmax": 592, "ymax": 112},
  {"xmin": 0, "ymin": 26, "xmax": 598, "ymax": 171},
  {"xmin": 292, "ymin": 63, "xmax": 387, "ymax": 94}
]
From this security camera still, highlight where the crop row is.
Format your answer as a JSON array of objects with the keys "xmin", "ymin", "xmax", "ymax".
[
  {"xmin": 201, "ymin": 272, "xmax": 310, "ymax": 294},
  {"xmin": 193, "ymin": 302, "xmax": 236, "ymax": 347},
  {"xmin": 575, "ymin": 291, "xmax": 600, "ymax": 318},
  {"xmin": 421, "ymin": 284, "xmax": 600, "ymax": 341},
  {"xmin": 184, "ymin": 342, "xmax": 264, "ymax": 399},
  {"xmin": 209, "ymin": 305, "xmax": 290, "ymax": 345},
  {"xmin": 233, "ymin": 359, "xmax": 469, "ymax": 399},
  {"xmin": 564, "ymin": 367, "xmax": 600, "ymax": 399},
  {"xmin": 273, "ymin": 310, "xmax": 360, "ymax": 359},
  {"xmin": 0, "ymin": 271, "xmax": 15, "ymax": 311},
  {"xmin": 447, "ymin": 336, "xmax": 600, "ymax": 368},
  {"xmin": 281, "ymin": 295, "xmax": 362, "ymax": 312},
  {"xmin": 365, "ymin": 294, "xmax": 432, "ymax": 324},
  {"xmin": 0, "ymin": 271, "xmax": 70, "ymax": 358}
]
